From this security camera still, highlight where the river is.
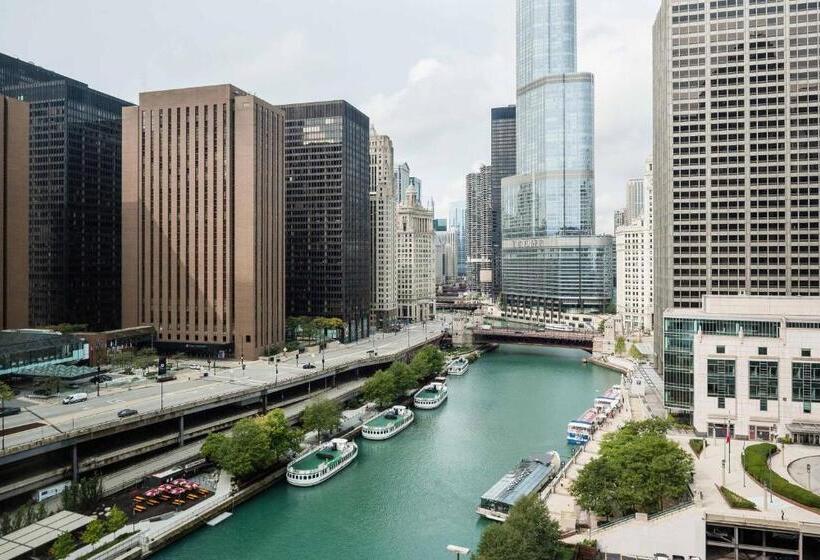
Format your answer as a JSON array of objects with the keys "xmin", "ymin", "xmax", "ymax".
[{"xmin": 154, "ymin": 344, "xmax": 620, "ymax": 559}]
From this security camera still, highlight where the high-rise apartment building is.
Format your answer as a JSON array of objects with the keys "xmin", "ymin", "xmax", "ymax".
[
  {"xmin": 448, "ymin": 200, "xmax": 467, "ymax": 279},
  {"xmin": 625, "ymin": 177, "xmax": 645, "ymax": 225},
  {"xmin": 466, "ymin": 165, "xmax": 496, "ymax": 296},
  {"xmin": 0, "ymin": 53, "xmax": 131, "ymax": 330},
  {"xmin": 502, "ymin": 0, "xmax": 614, "ymax": 317},
  {"xmin": 616, "ymin": 158, "xmax": 654, "ymax": 334},
  {"xmin": 282, "ymin": 101, "xmax": 371, "ymax": 342},
  {"xmin": 435, "ymin": 230, "xmax": 458, "ymax": 286},
  {"xmin": 369, "ymin": 126, "xmax": 398, "ymax": 328},
  {"xmin": 394, "ymin": 162, "xmax": 410, "ymax": 205},
  {"xmin": 122, "ymin": 85, "xmax": 285, "ymax": 360},
  {"xmin": 396, "ymin": 184, "xmax": 435, "ymax": 322},
  {"xmin": 0, "ymin": 96, "xmax": 29, "ymax": 329},
  {"xmin": 653, "ymin": 1, "xmax": 820, "ymax": 411},
  {"xmin": 491, "ymin": 105, "xmax": 516, "ymax": 296}
]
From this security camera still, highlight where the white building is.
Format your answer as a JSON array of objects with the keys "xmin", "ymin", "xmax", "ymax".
[
  {"xmin": 616, "ymin": 157, "xmax": 653, "ymax": 334},
  {"xmin": 396, "ymin": 184, "xmax": 435, "ymax": 323},
  {"xmin": 664, "ymin": 296, "xmax": 820, "ymax": 444},
  {"xmin": 369, "ymin": 127, "xmax": 398, "ymax": 327}
]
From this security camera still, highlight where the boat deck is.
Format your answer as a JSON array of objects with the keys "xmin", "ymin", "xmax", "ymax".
[
  {"xmin": 291, "ymin": 448, "xmax": 343, "ymax": 471},
  {"xmin": 365, "ymin": 414, "xmax": 402, "ymax": 428},
  {"xmin": 416, "ymin": 388, "xmax": 443, "ymax": 400}
]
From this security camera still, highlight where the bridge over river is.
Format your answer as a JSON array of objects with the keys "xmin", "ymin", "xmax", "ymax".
[{"xmin": 469, "ymin": 327, "xmax": 595, "ymax": 352}]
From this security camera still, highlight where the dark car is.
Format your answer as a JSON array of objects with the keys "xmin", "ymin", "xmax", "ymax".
[
  {"xmin": 117, "ymin": 408, "xmax": 138, "ymax": 418},
  {"xmin": 302, "ymin": 363, "xmax": 316, "ymax": 370},
  {"xmin": 156, "ymin": 374, "xmax": 177, "ymax": 383},
  {"xmin": 90, "ymin": 374, "xmax": 113, "ymax": 384},
  {"xmin": 0, "ymin": 407, "xmax": 21, "ymax": 417}
]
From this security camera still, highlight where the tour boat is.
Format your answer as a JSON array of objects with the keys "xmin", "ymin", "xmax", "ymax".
[
  {"xmin": 286, "ymin": 438, "xmax": 358, "ymax": 487},
  {"xmin": 413, "ymin": 379, "xmax": 448, "ymax": 409},
  {"xmin": 566, "ymin": 408, "xmax": 598, "ymax": 445},
  {"xmin": 477, "ymin": 451, "xmax": 562, "ymax": 522},
  {"xmin": 594, "ymin": 386, "xmax": 623, "ymax": 418},
  {"xmin": 361, "ymin": 405, "xmax": 415, "ymax": 440},
  {"xmin": 446, "ymin": 357, "xmax": 470, "ymax": 376}
]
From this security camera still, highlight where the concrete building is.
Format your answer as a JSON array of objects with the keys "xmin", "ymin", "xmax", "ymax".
[
  {"xmin": 616, "ymin": 157, "xmax": 654, "ymax": 334},
  {"xmin": 0, "ymin": 95, "xmax": 29, "ymax": 330},
  {"xmin": 466, "ymin": 165, "xmax": 496, "ymax": 297},
  {"xmin": 122, "ymin": 85, "xmax": 285, "ymax": 360},
  {"xmin": 491, "ymin": 105, "xmax": 516, "ymax": 296},
  {"xmin": 435, "ymin": 230, "xmax": 458, "ymax": 287},
  {"xmin": 664, "ymin": 296, "xmax": 820, "ymax": 443},
  {"xmin": 369, "ymin": 126, "xmax": 398, "ymax": 328},
  {"xmin": 0, "ymin": 53, "xmax": 131, "ymax": 330},
  {"xmin": 282, "ymin": 101, "xmax": 371, "ymax": 342},
  {"xmin": 448, "ymin": 200, "xmax": 467, "ymax": 279},
  {"xmin": 396, "ymin": 184, "xmax": 435, "ymax": 323},
  {"xmin": 501, "ymin": 0, "xmax": 614, "ymax": 316},
  {"xmin": 394, "ymin": 162, "xmax": 410, "ymax": 205},
  {"xmin": 653, "ymin": 1, "xmax": 820, "ymax": 411},
  {"xmin": 613, "ymin": 208, "xmax": 626, "ymax": 231}
]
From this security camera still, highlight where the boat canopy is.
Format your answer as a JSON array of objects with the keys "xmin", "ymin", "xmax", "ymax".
[{"xmin": 479, "ymin": 452, "xmax": 559, "ymax": 512}]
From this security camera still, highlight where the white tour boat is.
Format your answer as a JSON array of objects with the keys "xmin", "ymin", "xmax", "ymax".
[
  {"xmin": 361, "ymin": 405, "xmax": 415, "ymax": 440},
  {"xmin": 446, "ymin": 357, "xmax": 470, "ymax": 376},
  {"xmin": 286, "ymin": 438, "xmax": 358, "ymax": 487},
  {"xmin": 413, "ymin": 378, "xmax": 448, "ymax": 409}
]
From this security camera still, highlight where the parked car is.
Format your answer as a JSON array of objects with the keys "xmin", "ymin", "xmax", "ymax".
[
  {"xmin": 0, "ymin": 407, "xmax": 21, "ymax": 417},
  {"xmin": 117, "ymin": 408, "xmax": 138, "ymax": 418},
  {"xmin": 156, "ymin": 374, "xmax": 177, "ymax": 383},
  {"xmin": 90, "ymin": 374, "xmax": 112, "ymax": 383},
  {"xmin": 302, "ymin": 363, "xmax": 316, "ymax": 370},
  {"xmin": 62, "ymin": 393, "xmax": 88, "ymax": 405}
]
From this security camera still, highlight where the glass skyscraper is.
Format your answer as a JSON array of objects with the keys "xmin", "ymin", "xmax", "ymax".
[{"xmin": 501, "ymin": 0, "xmax": 613, "ymax": 316}]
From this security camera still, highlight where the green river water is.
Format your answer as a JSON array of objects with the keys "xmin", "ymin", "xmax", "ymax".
[{"xmin": 154, "ymin": 345, "xmax": 620, "ymax": 560}]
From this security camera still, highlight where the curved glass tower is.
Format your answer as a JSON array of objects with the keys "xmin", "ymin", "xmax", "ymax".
[{"xmin": 502, "ymin": 0, "xmax": 613, "ymax": 316}]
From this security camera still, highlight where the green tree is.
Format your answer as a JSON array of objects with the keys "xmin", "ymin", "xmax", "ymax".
[
  {"xmin": 390, "ymin": 362, "xmax": 419, "ymax": 395},
  {"xmin": 80, "ymin": 519, "xmax": 106, "ymax": 545},
  {"xmin": 49, "ymin": 533, "xmax": 75, "ymax": 559},
  {"xmin": 614, "ymin": 336, "xmax": 626, "ymax": 355},
  {"xmin": 629, "ymin": 344, "xmax": 644, "ymax": 360},
  {"xmin": 0, "ymin": 512, "xmax": 11, "ymax": 536},
  {"xmin": 106, "ymin": 506, "xmax": 128, "ymax": 534},
  {"xmin": 36, "ymin": 503, "xmax": 47, "ymax": 522},
  {"xmin": 301, "ymin": 398, "xmax": 342, "ymax": 442},
  {"xmin": 411, "ymin": 346, "xmax": 445, "ymax": 377},
  {"xmin": 259, "ymin": 409, "xmax": 303, "ymax": 460},
  {"xmin": 363, "ymin": 370, "xmax": 398, "ymax": 408},
  {"xmin": 201, "ymin": 418, "xmax": 275, "ymax": 479},
  {"xmin": 475, "ymin": 494, "xmax": 561, "ymax": 560}
]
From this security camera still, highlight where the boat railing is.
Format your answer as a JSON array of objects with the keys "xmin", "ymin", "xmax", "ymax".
[{"xmin": 287, "ymin": 446, "xmax": 355, "ymax": 475}]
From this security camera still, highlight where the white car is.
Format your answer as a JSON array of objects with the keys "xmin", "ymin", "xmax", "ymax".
[{"xmin": 62, "ymin": 393, "xmax": 88, "ymax": 405}]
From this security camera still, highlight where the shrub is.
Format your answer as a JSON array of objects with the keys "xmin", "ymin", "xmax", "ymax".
[
  {"xmin": 49, "ymin": 533, "xmax": 75, "ymax": 559},
  {"xmin": 689, "ymin": 439, "xmax": 704, "ymax": 457},
  {"xmin": 80, "ymin": 519, "xmax": 106, "ymax": 545},
  {"xmin": 106, "ymin": 506, "xmax": 128, "ymax": 533},
  {"xmin": 743, "ymin": 443, "xmax": 820, "ymax": 509},
  {"xmin": 718, "ymin": 486, "xmax": 756, "ymax": 510}
]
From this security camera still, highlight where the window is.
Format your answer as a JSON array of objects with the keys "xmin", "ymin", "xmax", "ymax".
[
  {"xmin": 758, "ymin": 347, "xmax": 767, "ymax": 356},
  {"xmin": 802, "ymin": 348, "xmax": 812, "ymax": 357},
  {"xmin": 708, "ymin": 359, "xmax": 736, "ymax": 398},
  {"xmin": 792, "ymin": 362, "xmax": 820, "ymax": 403},
  {"xmin": 717, "ymin": 345, "xmax": 726, "ymax": 354},
  {"xmin": 760, "ymin": 399, "xmax": 767, "ymax": 411},
  {"xmin": 749, "ymin": 361, "xmax": 778, "ymax": 400}
]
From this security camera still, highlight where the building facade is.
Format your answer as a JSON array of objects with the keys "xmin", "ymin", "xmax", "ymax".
[
  {"xmin": 0, "ymin": 53, "xmax": 131, "ymax": 330},
  {"xmin": 653, "ymin": 2, "xmax": 820, "ymax": 409},
  {"xmin": 122, "ymin": 85, "xmax": 286, "ymax": 360},
  {"xmin": 616, "ymin": 157, "xmax": 654, "ymax": 334},
  {"xmin": 396, "ymin": 185, "xmax": 435, "ymax": 322},
  {"xmin": 613, "ymin": 208, "xmax": 626, "ymax": 231},
  {"xmin": 369, "ymin": 126, "xmax": 398, "ymax": 328},
  {"xmin": 665, "ymin": 296, "xmax": 820, "ymax": 443},
  {"xmin": 466, "ymin": 165, "xmax": 495, "ymax": 296},
  {"xmin": 0, "ymin": 95, "xmax": 29, "ymax": 329},
  {"xmin": 491, "ymin": 105, "xmax": 516, "ymax": 296},
  {"xmin": 282, "ymin": 101, "xmax": 371, "ymax": 342},
  {"xmin": 502, "ymin": 0, "xmax": 613, "ymax": 315},
  {"xmin": 394, "ymin": 162, "xmax": 410, "ymax": 205},
  {"xmin": 435, "ymin": 230, "xmax": 458, "ymax": 286},
  {"xmin": 448, "ymin": 200, "xmax": 467, "ymax": 279}
]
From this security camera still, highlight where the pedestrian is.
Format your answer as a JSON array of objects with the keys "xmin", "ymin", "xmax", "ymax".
[{"xmin": 781, "ymin": 510, "xmax": 785, "ymax": 520}]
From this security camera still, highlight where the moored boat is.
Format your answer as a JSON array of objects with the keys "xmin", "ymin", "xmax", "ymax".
[
  {"xmin": 594, "ymin": 386, "xmax": 623, "ymax": 417},
  {"xmin": 286, "ymin": 438, "xmax": 358, "ymax": 487},
  {"xmin": 361, "ymin": 405, "xmax": 415, "ymax": 440},
  {"xmin": 477, "ymin": 451, "xmax": 561, "ymax": 522},
  {"xmin": 413, "ymin": 379, "xmax": 448, "ymax": 409},
  {"xmin": 567, "ymin": 408, "xmax": 598, "ymax": 445},
  {"xmin": 446, "ymin": 357, "xmax": 469, "ymax": 376}
]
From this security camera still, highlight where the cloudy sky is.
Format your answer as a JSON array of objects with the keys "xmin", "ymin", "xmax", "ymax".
[{"xmin": 1, "ymin": 0, "xmax": 659, "ymax": 233}]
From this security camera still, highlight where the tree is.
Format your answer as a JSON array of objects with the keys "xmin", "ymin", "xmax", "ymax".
[
  {"xmin": 411, "ymin": 346, "xmax": 445, "ymax": 377},
  {"xmin": 363, "ymin": 370, "xmax": 398, "ymax": 408},
  {"xmin": 475, "ymin": 494, "xmax": 561, "ymax": 560},
  {"xmin": 614, "ymin": 336, "xmax": 626, "ymax": 355},
  {"xmin": 105, "ymin": 506, "xmax": 128, "ymax": 534},
  {"xmin": 80, "ymin": 519, "xmax": 106, "ymax": 545},
  {"xmin": 201, "ymin": 418, "xmax": 275, "ymax": 479},
  {"xmin": 629, "ymin": 344, "xmax": 644, "ymax": 361},
  {"xmin": 259, "ymin": 409, "xmax": 303, "ymax": 460},
  {"xmin": 301, "ymin": 398, "xmax": 341, "ymax": 442},
  {"xmin": 390, "ymin": 362, "xmax": 419, "ymax": 395},
  {"xmin": 49, "ymin": 533, "xmax": 75, "ymax": 559}
]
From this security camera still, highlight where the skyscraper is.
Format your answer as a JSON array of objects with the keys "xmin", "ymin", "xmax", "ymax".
[
  {"xmin": 396, "ymin": 184, "xmax": 435, "ymax": 322},
  {"xmin": 0, "ymin": 53, "xmax": 131, "ymax": 330},
  {"xmin": 394, "ymin": 162, "xmax": 410, "ymax": 205},
  {"xmin": 282, "ymin": 101, "xmax": 371, "ymax": 342},
  {"xmin": 501, "ymin": 0, "xmax": 614, "ymax": 318},
  {"xmin": 491, "ymin": 105, "xmax": 516, "ymax": 297},
  {"xmin": 466, "ymin": 165, "xmax": 496, "ymax": 296},
  {"xmin": 121, "ymin": 85, "xmax": 285, "ymax": 360},
  {"xmin": 448, "ymin": 200, "xmax": 467, "ymax": 279},
  {"xmin": 653, "ymin": 1, "xmax": 820, "ymax": 411},
  {"xmin": 369, "ymin": 126, "xmax": 398, "ymax": 328},
  {"xmin": 0, "ymin": 96, "xmax": 29, "ymax": 329}
]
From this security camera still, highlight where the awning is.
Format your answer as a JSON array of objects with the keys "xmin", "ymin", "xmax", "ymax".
[
  {"xmin": 0, "ymin": 511, "xmax": 94, "ymax": 560},
  {"xmin": 787, "ymin": 422, "xmax": 820, "ymax": 435}
]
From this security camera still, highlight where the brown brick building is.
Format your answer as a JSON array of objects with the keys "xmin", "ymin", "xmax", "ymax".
[
  {"xmin": 122, "ymin": 85, "xmax": 285, "ymax": 360},
  {"xmin": 0, "ymin": 95, "xmax": 29, "ymax": 329}
]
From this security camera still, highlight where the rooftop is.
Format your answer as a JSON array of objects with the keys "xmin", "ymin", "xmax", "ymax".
[{"xmin": 481, "ymin": 453, "xmax": 558, "ymax": 508}]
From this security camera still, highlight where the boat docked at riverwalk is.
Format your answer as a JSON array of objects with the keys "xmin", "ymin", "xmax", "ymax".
[
  {"xmin": 446, "ymin": 357, "xmax": 469, "ymax": 376},
  {"xmin": 413, "ymin": 378, "xmax": 448, "ymax": 409},
  {"xmin": 594, "ymin": 385, "xmax": 623, "ymax": 419},
  {"xmin": 477, "ymin": 451, "xmax": 561, "ymax": 522},
  {"xmin": 566, "ymin": 408, "xmax": 598, "ymax": 445},
  {"xmin": 361, "ymin": 405, "xmax": 415, "ymax": 440},
  {"xmin": 286, "ymin": 438, "xmax": 358, "ymax": 487}
]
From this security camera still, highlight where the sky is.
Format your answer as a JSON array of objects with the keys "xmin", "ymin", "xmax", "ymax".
[{"xmin": 1, "ymin": 0, "xmax": 660, "ymax": 234}]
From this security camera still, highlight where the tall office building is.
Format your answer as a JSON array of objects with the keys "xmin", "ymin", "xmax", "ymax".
[
  {"xmin": 394, "ymin": 162, "xmax": 410, "ymax": 205},
  {"xmin": 466, "ymin": 165, "xmax": 496, "ymax": 296},
  {"xmin": 396, "ymin": 184, "xmax": 435, "ymax": 322},
  {"xmin": 409, "ymin": 176, "xmax": 422, "ymax": 202},
  {"xmin": 625, "ymin": 177, "xmax": 645, "ymax": 224},
  {"xmin": 0, "ymin": 53, "xmax": 131, "ymax": 330},
  {"xmin": 501, "ymin": 0, "xmax": 614, "ymax": 317},
  {"xmin": 614, "ymin": 208, "xmax": 627, "ymax": 231},
  {"xmin": 448, "ymin": 200, "xmax": 467, "ymax": 279},
  {"xmin": 0, "ymin": 96, "xmax": 29, "ymax": 329},
  {"xmin": 122, "ymin": 85, "xmax": 285, "ymax": 360},
  {"xmin": 282, "ymin": 101, "xmax": 371, "ymax": 341},
  {"xmin": 653, "ymin": 1, "xmax": 820, "ymax": 411},
  {"xmin": 491, "ymin": 105, "xmax": 516, "ymax": 296},
  {"xmin": 435, "ymin": 230, "xmax": 458, "ymax": 286},
  {"xmin": 369, "ymin": 126, "xmax": 398, "ymax": 328}
]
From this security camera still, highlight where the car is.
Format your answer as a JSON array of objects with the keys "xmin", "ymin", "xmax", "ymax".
[
  {"xmin": 156, "ymin": 374, "xmax": 177, "ymax": 383},
  {"xmin": 90, "ymin": 374, "xmax": 112, "ymax": 384},
  {"xmin": 62, "ymin": 393, "xmax": 88, "ymax": 405},
  {"xmin": 0, "ymin": 407, "xmax": 21, "ymax": 417},
  {"xmin": 117, "ymin": 408, "xmax": 138, "ymax": 418},
  {"xmin": 302, "ymin": 363, "xmax": 316, "ymax": 370}
]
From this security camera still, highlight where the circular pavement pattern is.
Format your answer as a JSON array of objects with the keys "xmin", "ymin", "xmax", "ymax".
[{"xmin": 787, "ymin": 455, "xmax": 820, "ymax": 491}]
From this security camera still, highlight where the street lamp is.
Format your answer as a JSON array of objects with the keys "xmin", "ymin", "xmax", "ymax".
[{"xmin": 808, "ymin": 464, "xmax": 812, "ymax": 492}]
